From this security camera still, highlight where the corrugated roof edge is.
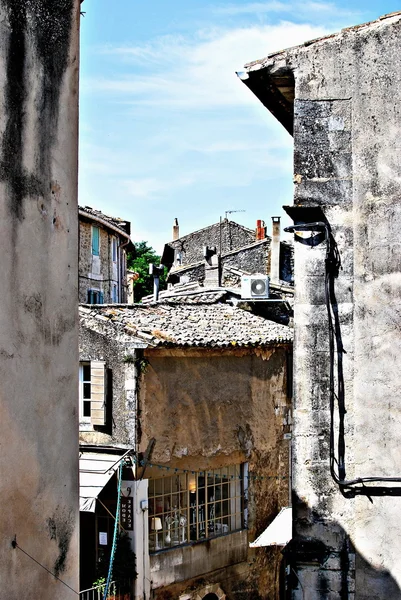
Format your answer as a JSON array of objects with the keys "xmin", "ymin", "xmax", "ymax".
[{"xmin": 244, "ymin": 10, "xmax": 401, "ymax": 69}]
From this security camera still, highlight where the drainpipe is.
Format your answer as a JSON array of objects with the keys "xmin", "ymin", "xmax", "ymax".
[
  {"xmin": 119, "ymin": 237, "xmax": 130, "ymax": 302},
  {"xmin": 270, "ymin": 216, "xmax": 281, "ymax": 283}
]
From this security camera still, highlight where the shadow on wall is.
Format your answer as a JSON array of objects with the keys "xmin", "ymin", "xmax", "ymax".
[{"xmin": 283, "ymin": 494, "xmax": 401, "ymax": 599}]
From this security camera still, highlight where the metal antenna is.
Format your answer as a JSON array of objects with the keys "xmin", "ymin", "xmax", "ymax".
[{"xmin": 225, "ymin": 209, "xmax": 246, "ymax": 220}]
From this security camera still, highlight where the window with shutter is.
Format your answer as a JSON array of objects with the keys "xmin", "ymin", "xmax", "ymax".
[
  {"xmin": 79, "ymin": 362, "xmax": 92, "ymax": 423},
  {"xmin": 92, "ymin": 226, "xmax": 100, "ymax": 256},
  {"xmin": 90, "ymin": 360, "xmax": 106, "ymax": 426}
]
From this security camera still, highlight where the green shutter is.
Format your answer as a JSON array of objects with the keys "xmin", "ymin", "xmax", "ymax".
[{"xmin": 92, "ymin": 226, "xmax": 100, "ymax": 256}]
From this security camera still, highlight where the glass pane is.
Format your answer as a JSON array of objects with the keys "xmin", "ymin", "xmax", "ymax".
[
  {"xmin": 83, "ymin": 400, "xmax": 91, "ymax": 417},
  {"xmin": 83, "ymin": 364, "xmax": 91, "ymax": 381},
  {"xmin": 222, "ymin": 482, "xmax": 229, "ymax": 499},
  {"xmin": 154, "ymin": 479, "xmax": 163, "ymax": 495},
  {"xmin": 83, "ymin": 382, "xmax": 91, "ymax": 399}
]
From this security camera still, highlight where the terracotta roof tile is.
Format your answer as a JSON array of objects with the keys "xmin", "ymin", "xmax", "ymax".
[{"xmin": 79, "ymin": 303, "xmax": 292, "ymax": 348}]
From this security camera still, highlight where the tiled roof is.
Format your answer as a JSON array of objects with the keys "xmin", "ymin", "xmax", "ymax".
[
  {"xmin": 79, "ymin": 303, "xmax": 293, "ymax": 348},
  {"xmin": 142, "ymin": 289, "xmax": 230, "ymax": 305},
  {"xmin": 79, "ymin": 205, "xmax": 129, "ymax": 235}
]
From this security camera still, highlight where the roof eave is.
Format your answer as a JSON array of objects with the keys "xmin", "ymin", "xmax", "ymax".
[
  {"xmin": 237, "ymin": 69, "xmax": 294, "ymax": 136},
  {"xmin": 79, "ymin": 208, "xmax": 131, "ymax": 241}
]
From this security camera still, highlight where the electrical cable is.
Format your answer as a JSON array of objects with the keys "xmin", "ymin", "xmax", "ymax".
[
  {"xmin": 286, "ymin": 221, "xmax": 401, "ymax": 498},
  {"xmin": 11, "ymin": 538, "xmax": 79, "ymax": 596},
  {"xmin": 103, "ymin": 461, "xmax": 123, "ymax": 600}
]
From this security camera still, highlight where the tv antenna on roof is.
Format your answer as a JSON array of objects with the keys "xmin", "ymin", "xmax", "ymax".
[
  {"xmin": 219, "ymin": 210, "xmax": 247, "ymax": 265},
  {"xmin": 225, "ymin": 209, "xmax": 246, "ymax": 220}
]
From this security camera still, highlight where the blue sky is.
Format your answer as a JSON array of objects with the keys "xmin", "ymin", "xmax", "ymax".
[{"xmin": 79, "ymin": 0, "xmax": 399, "ymax": 252}]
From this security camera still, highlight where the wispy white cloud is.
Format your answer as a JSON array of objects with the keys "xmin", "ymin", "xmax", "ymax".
[
  {"xmin": 123, "ymin": 175, "xmax": 196, "ymax": 200},
  {"xmin": 80, "ymin": 4, "xmax": 361, "ymax": 250},
  {"xmin": 87, "ymin": 21, "xmax": 331, "ymax": 111},
  {"xmin": 214, "ymin": 0, "xmax": 360, "ymax": 18}
]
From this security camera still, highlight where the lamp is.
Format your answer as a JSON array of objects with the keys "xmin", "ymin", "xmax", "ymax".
[{"xmin": 151, "ymin": 517, "xmax": 163, "ymax": 551}]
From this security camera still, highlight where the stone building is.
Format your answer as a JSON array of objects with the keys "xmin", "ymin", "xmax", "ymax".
[
  {"xmin": 0, "ymin": 1, "xmax": 81, "ymax": 598},
  {"xmin": 79, "ymin": 205, "xmax": 132, "ymax": 304},
  {"xmin": 162, "ymin": 218, "xmax": 293, "ymax": 291},
  {"xmin": 240, "ymin": 10, "xmax": 401, "ymax": 600},
  {"xmin": 79, "ymin": 299, "xmax": 293, "ymax": 599}
]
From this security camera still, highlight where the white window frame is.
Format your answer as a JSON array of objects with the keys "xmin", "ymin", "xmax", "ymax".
[
  {"xmin": 79, "ymin": 362, "xmax": 92, "ymax": 423},
  {"xmin": 148, "ymin": 464, "xmax": 245, "ymax": 553}
]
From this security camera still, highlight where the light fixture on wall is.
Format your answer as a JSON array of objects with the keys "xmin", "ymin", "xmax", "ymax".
[{"xmin": 189, "ymin": 474, "xmax": 196, "ymax": 494}]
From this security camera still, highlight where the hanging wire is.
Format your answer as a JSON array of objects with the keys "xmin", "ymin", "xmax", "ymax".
[
  {"xmin": 286, "ymin": 220, "xmax": 401, "ymax": 498},
  {"xmin": 138, "ymin": 459, "xmax": 288, "ymax": 481},
  {"xmin": 11, "ymin": 537, "xmax": 79, "ymax": 596}
]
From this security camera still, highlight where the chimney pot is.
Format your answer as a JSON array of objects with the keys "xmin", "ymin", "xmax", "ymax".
[
  {"xmin": 172, "ymin": 218, "xmax": 179, "ymax": 241},
  {"xmin": 270, "ymin": 216, "xmax": 281, "ymax": 282},
  {"xmin": 256, "ymin": 219, "xmax": 266, "ymax": 241}
]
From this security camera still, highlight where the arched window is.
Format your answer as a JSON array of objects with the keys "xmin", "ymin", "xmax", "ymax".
[{"xmin": 203, "ymin": 595, "xmax": 219, "ymax": 600}]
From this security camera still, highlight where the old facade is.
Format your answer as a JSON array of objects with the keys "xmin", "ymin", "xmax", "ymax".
[
  {"xmin": 0, "ymin": 1, "xmax": 81, "ymax": 598},
  {"xmin": 79, "ymin": 205, "xmax": 132, "ymax": 304},
  {"xmin": 79, "ymin": 300, "xmax": 293, "ymax": 599},
  {"xmin": 241, "ymin": 11, "xmax": 401, "ymax": 600},
  {"xmin": 161, "ymin": 218, "xmax": 293, "ymax": 291}
]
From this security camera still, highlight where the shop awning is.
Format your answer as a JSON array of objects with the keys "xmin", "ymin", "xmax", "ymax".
[
  {"xmin": 249, "ymin": 507, "xmax": 292, "ymax": 547},
  {"xmin": 79, "ymin": 449, "xmax": 131, "ymax": 512}
]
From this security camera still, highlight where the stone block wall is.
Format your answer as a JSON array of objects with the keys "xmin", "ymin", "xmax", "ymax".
[
  {"xmin": 273, "ymin": 13, "xmax": 401, "ymax": 600},
  {"xmin": 171, "ymin": 221, "xmax": 256, "ymax": 267},
  {"xmin": 79, "ymin": 219, "xmax": 126, "ymax": 303}
]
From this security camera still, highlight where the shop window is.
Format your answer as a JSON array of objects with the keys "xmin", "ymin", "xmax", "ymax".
[{"xmin": 148, "ymin": 465, "xmax": 244, "ymax": 552}]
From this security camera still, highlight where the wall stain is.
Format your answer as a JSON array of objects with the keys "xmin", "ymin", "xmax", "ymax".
[
  {"xmin": 47, "ymin": 507, "xmax": 74, "ymax": 577},
  {"xmin": 2, "ymin": 0, "xmax": 73, "ymax": 220}
]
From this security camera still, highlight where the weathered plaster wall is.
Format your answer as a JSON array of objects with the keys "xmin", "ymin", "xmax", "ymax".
[
  {"xmin": 0, "ymin": 1, "xmax": 80, "ymax": 597},
  {"xmin": 150, "ymin": 530, "xmax": 247, "ymax": 591},
  {"xmin": 79, "ymin": 219, "xmax": 125, "ymax": 303},
  {"xmin": 268, "ymin": 13, "xmax": 401, "ymax": 600},
  {"xmin": 79, "ymin": 326, "xmax": 138, "ymax": 447},
  {"xmin": 140, "ymin": 346, "xmax": 292, "ymax": 599}
]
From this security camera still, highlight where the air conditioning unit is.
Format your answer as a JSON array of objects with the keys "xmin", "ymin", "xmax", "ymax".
[{"xmin": 241, "ymin": 275, "xmax": 270, "ymax": 299}]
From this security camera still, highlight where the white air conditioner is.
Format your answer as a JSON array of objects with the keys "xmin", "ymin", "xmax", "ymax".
[{"xmin": 241, "ymin": 275, "xmax": 270, "ymax": 299}]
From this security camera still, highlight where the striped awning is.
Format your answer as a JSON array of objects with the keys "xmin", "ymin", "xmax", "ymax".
[{"xmin": 79, "ymin": 449, "xmax": 130, "ymax": 512}]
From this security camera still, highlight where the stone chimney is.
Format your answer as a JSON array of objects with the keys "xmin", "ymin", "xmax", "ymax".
[
  {"xmin": 172, "ymin": 218, "xmax": 179, "ymax": 241},
  {"xmin": 270, "ymin": 216, "xmax": 281, "ymax": 282},
  {"xmin": 203, "ymin": 246, "xmax": 220, "ymax": 287},
  {"xmin": 256, "ymin": 219, "xmax": 267, "ymax": 240}
]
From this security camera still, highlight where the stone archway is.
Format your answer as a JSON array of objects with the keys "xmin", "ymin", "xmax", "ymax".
[{"xmin": 193, "ymin": 584, "xmax": 226, "ymax": 600}]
